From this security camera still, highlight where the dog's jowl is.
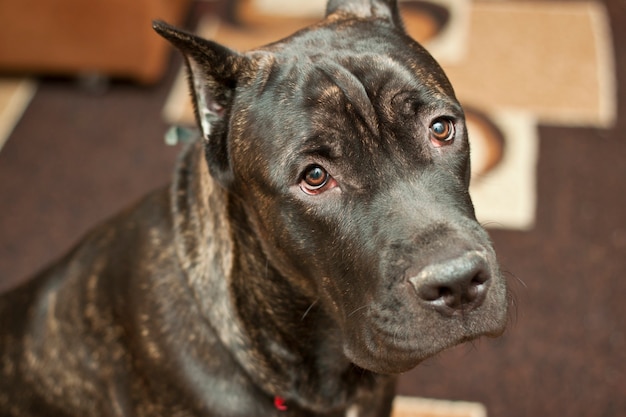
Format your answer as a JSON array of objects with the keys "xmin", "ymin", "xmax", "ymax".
[{"xmin": 0, "ymin": 0, "xmax": 508, "ymax": 416}]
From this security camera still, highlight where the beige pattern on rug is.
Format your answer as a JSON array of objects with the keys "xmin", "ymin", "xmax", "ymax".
[
  {"xmin": 392, "ymin": 396, "xmax": 487, "ymax": 417},
  {"xmin": 0, "ymin": 78, "xmax": 36, "ymax": 151}
]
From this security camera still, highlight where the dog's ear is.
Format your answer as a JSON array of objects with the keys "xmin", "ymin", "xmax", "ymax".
[
  {"xmin": 325, "ymin": 0, "xmax": 403, "ymax": 28},
  {"xmin": 153, "ymin": 20, "xmax": 254, "ymax": 185}
]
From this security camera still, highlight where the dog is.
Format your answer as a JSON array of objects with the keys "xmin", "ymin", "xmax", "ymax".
[{"xmin": 0, "ymin": 0, "xmax": 508, "ymax": 415}]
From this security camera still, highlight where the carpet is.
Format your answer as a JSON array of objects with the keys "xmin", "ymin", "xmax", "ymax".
[
  {"xmin": 163, "ymin": 0, "xmax": 615, "ymax": 230},
  {"xmin": 392, "ymin": 396, "xmax": 486, "ymax": 417},
  {"xmin": 0, "ymin": 78, "xmax": 36, "ymax": 151}
]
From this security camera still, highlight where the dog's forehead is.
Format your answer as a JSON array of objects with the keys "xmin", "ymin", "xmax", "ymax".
[
  {"xmin": 240, "ymin": 21, "xmax": 460, "ymax": 146},
  {"xmin": 252, "ymin": 18, "xmax": 455, "ymax": 98},
  {"xmin": 232, "ymin": 18, "xmax": 462, "ymax": 182}
]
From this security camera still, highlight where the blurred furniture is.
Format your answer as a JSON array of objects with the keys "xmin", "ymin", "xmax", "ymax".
[{"xmin": 0, "ymin": 0, "xmax": 192, "ymax": 84}]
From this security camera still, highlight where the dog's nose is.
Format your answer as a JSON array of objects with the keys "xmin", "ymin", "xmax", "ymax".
[{"xmin": 408, "ymin": 252, "xmax": 490, "ymax": 315}]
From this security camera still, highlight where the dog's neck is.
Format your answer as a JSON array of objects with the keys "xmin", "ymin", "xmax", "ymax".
[{"xmin": 170, "ymin": 141, "xmax": 389, "ymax": 413}]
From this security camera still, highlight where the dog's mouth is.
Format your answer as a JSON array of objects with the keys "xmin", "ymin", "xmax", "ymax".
[
  {"xmin": 342, "ymin": 312, "xmax": 506, "ymax": 375},
  {"xmin": 333, "ymin": 269, "xmax": 508, "ymax": 375}
]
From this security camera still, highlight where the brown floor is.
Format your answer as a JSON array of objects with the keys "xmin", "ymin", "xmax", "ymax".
[{"xmin": 1, "ymin": 1, "xmax": 625, "ymax": 416}]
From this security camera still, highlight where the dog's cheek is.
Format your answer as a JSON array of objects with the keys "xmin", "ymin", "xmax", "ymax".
[
  {"xmin": 233, "ymin": 184, "xmax": 336, "ymax": 296},
  {"xmin": 275, "ymin": 201, "xmax": 370, "ymax": 317}
]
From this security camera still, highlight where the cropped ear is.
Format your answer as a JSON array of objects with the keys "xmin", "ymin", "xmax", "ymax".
[
  {"xmin": 153, "ymin": 20, "xmax": 253, "ymax": 185},
  {"xmin": 325, "ymin": 0, "xmax": 403, "ymax": 28}
]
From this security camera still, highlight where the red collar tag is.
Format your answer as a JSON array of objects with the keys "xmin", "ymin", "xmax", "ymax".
[{"xmin": 274, "ymin": 396, "xmax": 288, "ymax": 411}]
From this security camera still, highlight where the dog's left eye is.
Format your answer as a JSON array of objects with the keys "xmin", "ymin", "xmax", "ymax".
[
  {"xmin": 429, "ymin": 118, "xmax": 455, "ymax": 146},
  {"xmin": 300, "ymin": 165, "xmax": 336, "ymax": 195}
]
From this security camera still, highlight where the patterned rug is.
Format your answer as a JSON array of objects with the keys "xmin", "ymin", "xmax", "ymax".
[
  {"xmin": 0, "ymin": 78, "xmax": 36, "ymax": 151},
  {"xmin": 163, "ymin": 0, "xmax": 616, "ymax": 231},
  {"xmin": 392, "ymin": 396, "xmax": 486, "ymax": 417}
]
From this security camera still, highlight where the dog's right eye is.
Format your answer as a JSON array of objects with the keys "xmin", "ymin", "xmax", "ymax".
[
  {"xmin": 300, "ymin": 165, "xmax": 337, "ymax": 195},
  {"xmin": 429, "ymin": 118, "xmax": 456, "ymax": 146}
]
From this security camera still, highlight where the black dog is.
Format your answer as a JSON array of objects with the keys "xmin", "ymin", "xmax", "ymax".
[{"xmin": 0, "ymin": 0, "xmax": 508, "ymax": 415}]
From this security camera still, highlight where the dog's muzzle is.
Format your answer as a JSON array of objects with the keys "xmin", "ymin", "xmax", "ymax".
[{"xmin": 331, "ymin": 222, "xmax": 508, "ymax": 375}]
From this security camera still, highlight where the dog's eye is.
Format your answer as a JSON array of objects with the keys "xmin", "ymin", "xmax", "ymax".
[
  {"xmin": 300, "ymin": 165, "xmax": 336, "ymax": 195},
  {"xmin": 429, "ymin": 118, "xmax": 455, "ymax": 145}
]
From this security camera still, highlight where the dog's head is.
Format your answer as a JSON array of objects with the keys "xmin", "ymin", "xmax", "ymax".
[{"xmin": 155, "ymin": 0, "xmax": 508, "ymax": 375}]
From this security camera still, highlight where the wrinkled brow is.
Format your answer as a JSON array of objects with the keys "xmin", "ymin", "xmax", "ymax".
[{"xmin": 315, "ymin": 61, "xmax": 380, "ymax": 139}]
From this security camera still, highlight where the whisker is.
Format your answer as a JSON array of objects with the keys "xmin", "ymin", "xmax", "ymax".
[
  {"xmin": 301, "ymin": 300, "xmax": 319, "ymax": 321},
  {"xmin": 480, "ymin": 221, "xmax": 505, "ymax": 229},
  {"xmin": 348, "ymin": 305, "xmax": 369, "ymax": 318},
  {"xmin": 501, "ymin": 268, "xmax": 522, "ymax": 326}
]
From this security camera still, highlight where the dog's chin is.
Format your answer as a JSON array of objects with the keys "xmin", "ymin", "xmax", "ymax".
[
  {"xmin": 342, "ymin": 339, "xmax": 449, "ymax": 375},
  {"xmin": 348, "ymin": 355, "xmax": 423, "ymax": 375},
  {"xmin": 341, "ymin": 317, "xmax": 508, "ymax": 375}
]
